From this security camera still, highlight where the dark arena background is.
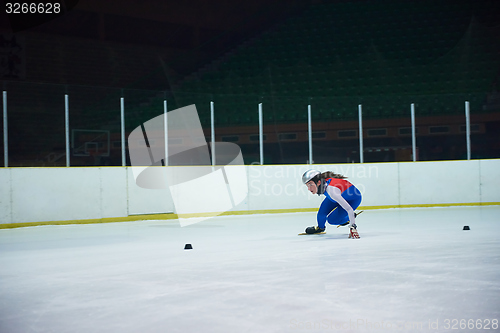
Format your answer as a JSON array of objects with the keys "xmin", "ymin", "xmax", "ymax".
[{"xmin": 1, "ymin": 0, "xmax": 499, "ymax": 166}]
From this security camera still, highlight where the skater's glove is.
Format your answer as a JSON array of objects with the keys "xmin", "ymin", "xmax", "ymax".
[
  {"xmin": 305, "ymin": 226, "xmax": 325, "ymax": 234},
  {"xmin": 348, "ymin": 223, "xmax": 360, "ymax": 239}
]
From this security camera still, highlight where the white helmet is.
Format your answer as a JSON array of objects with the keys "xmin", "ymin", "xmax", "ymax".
[{"xmin": 302, "ymin": 169, "xmax": 320, "ymax": 184}]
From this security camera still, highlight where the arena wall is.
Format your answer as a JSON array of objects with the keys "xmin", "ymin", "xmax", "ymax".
[{"xmin": 0, "ymin": 159, "xmax": 498, "ymax": 225}]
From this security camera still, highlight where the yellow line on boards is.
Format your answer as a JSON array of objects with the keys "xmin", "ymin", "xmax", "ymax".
[
  {"xmin": 0, "ymin": 213, "xmax": 179, "ymax": 230},
  {"xmin": 1, "ymin": 202, "xmax": 499, "ymax": 229}
]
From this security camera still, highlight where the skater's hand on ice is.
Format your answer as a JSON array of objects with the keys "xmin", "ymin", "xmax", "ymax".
[{"xmin": 348, "ymin": 224, "xmax": 360, "ymax": 239}]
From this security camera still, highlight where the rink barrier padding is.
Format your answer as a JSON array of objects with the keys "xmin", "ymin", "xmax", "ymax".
[
  {"xmin": 1, "ymin": 202, "xmax": 499, "ymax": 229},
  {"xmin": 1, "ymin": 160, "xmax": 499, "ymax": 228}
]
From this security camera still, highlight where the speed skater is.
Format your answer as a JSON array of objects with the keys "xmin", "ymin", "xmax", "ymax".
[{"xmin": 302, "ymin": 169, "xmax": 362, "ymax": 238}]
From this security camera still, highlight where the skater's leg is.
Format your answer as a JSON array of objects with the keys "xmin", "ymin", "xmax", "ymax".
[
  {"xmin": 317, "ymin": 198, "xmax": 338, "ymax": 229},
  {"xmin": 326, "ymin": 207, "xmax": 349, "ymax": 226},
  {"xmin": 343, "ymin": 186, "xmax": 362, "ymax": 211},
  {"xmin": 326, "ymin": 187, "xmax": 363, "ymax": 226}
]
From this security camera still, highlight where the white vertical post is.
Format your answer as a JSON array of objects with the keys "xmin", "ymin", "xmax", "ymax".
[
  {"xmin": 259, "ymin": 103, "xmax": 263, "ymax": 165},
  {"xmin": 65, "ymin": 94, "xmax": 70, "ymax": 167},
  {"xmin": 465, "ymin": 101, "xmax": 471, "ymax": 160},
  {"xmin": 3, "ymin": 91, "xmax": 7, "ymax": 167},
  {"xmin": 358, "ymin": 104, "xmax": 364, "ymax": 163},
  {"xmin": 308, "ymin": 104, "xmax": 313, "ymax": 164},
  {"xmin": 164, "ymin": 99, "xmax": 168, "ymax": 166},
  {"xmin": 120, "ymin": 97, "xmax": 125, "ymax": 166},
  {"xmin": 211, "ymin": 101, "xmax": 215, "ymax": 166},
  {"xmin": 411, "ymin": 103, "xmax": 417, "ymax": 162}
]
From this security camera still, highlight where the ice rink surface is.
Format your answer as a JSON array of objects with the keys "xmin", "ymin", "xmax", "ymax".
[{"xmin": 1, "ymin": 206, "xmax": 499, "ymax": 333}]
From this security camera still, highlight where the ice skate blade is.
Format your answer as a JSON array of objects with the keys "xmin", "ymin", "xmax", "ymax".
[{"xmin": 298, "ymin": 232, "xmax": 326, "ymax": 235}]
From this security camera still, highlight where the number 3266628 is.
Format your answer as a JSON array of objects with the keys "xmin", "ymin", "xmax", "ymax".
[
  {"xmin": 6, "ymin": 3, "xmax": 61, "ymax": 14},
  {"xmin": 444, "ymin": 319, "xmax": 498, "ymax": 330}
]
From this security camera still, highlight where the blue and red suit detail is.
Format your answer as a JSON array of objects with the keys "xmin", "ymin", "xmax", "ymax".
[{"xmin": 317, "ymin": 178, "xmax": 362, "ymax": 229}]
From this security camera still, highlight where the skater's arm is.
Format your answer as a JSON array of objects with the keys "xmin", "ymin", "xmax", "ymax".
[{"xmin": 325, "ymin": 186, "xmax": 356, "ymax": 225}]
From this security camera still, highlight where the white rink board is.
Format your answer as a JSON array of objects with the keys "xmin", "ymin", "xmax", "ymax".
[
  {"xmin": 2, "ymin": 168, "xmax": 129, "ymax": 223},
  {"xmin": 479, "ymin": 159, "xmax": 500, "ymax": 203},
  {"xmin": 399, "ymin": 160, "xmax": 481, "ymax": 206},
  {"xmin": 10, "ymin": 167, "xmax": 102, "ymax": 223},
  {"xmin": 100, "ymin": 167, "xmax": 128, "ymax": 218},
  {"xmin": 246, "ymin": 164, "xmax": 322, "ymax": 210},
  {"xmin": 0, "ymin": 169, "xmax": 11, "ymax": 223},
  {"xmin": 127, "ymin": 168, "xmax": 174, "ymax": 216},
  {"xmin": 0, "ymin": 159, "xmax": 499, "ymax": 224}
]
